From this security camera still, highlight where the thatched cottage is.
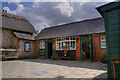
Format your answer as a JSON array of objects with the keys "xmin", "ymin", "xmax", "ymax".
[{"xmin": 1, "ymin": 12, "xmax": 36, "ymax": 59}]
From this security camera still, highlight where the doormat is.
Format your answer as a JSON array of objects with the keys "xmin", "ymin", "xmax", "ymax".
[
  {"xmin": 31, "ymin": 71, "xmax": 47, "ymax": 76},
  {"xmin": 56, "ymin": 76, "xmax": 65, "ymax": 78}
]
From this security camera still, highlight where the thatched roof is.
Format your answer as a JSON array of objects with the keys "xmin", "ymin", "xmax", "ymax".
[
  {"xmin": 13, "ymin": 32, "xmax": 35, "ymax": 40},
  {"xmin": 35, "ymin": 17, "xmax": 105, "ymax": 40},
  {"xmin": 2, "ymin": 12, "xmax": 36, "ymax": 33}
]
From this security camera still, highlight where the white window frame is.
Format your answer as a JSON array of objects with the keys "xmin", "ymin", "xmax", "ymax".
[
  {"xmin": 56, "ymin": 37, "xmax": 76, "ymax": 50},
  {"xmin": 100, "ymin": 35, "xmax": 106, "ymax": 49},
  {"xmin": 40, "ymin": 40, "xmax": 45, "ymax": 49}
]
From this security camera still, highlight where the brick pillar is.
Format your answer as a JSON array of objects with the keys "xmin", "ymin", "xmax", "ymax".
[
  {"xmin": 53, "ymin": 38, "xmax": 56, "ymax": 51},
  {"xmin": 34, "ymin": 40, "xmax": 39, "ymax": 57},
  {"xmin": 76, "ymin": 36, "xmax": 81, "ymax": 61},
  {"xmin": 92, "ymin": 33, "xmax": 105, "ymax": 61}
]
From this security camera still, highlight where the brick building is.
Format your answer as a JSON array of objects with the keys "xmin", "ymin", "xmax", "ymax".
[
  {"xmin": 35, "ymin": 17, "xmax": 106, "ymax": 61},
  {"xmin": 1, "ymin": 12, "xmax": 36, "ymax": 59},
  {"xmin": 1, "ymin": 11, "xmax": 107, "ymax": 61}
]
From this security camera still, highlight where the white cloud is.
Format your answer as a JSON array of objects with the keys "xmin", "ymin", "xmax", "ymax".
[
  {"xmin": 3, "ymin": 7, "xmax": 16, "ymax": 15},
  {"xmin": 80, "ymin": 2, "xmax": 84, "ymax": 6},
  {"xmin": 3, "ymin": 7, "xmax": 11, "ymax": 12},
  {"xmin": 2, "ymin": 0, "xmax": 22, "ymax": 2},
  {"xmin": 15, "ymin": 4, "xmax": 24, "ymax": 13},
  {"xmin": 2, "ymin": 0, "xmax": 116, "ymax": 2},
  {"xmin": 3, "ymin": 2, "xmax": 109, "ymax": 31},
  {"xmin": 54, "ymin": 2, "xmax": 74, "ymax": 16}
]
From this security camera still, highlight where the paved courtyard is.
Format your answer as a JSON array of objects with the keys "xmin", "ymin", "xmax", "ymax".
[{"xmin": 2, "ymin": 59, "xmax": 107, "ymax": 78}]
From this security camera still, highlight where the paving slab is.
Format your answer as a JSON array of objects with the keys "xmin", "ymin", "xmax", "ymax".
[{"xmin": 2, "ymin": 59, "xmax": 107, "ymax": 78}]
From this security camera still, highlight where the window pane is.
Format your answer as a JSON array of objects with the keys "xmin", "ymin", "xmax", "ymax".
[
  {"xmin": 73, "ymin": 37, "xmax": 75, "ymax": 40},
  {"xmin": 66, "ymin": 37, "xmax": 69, "ymax": 40},
  {"xmin": 68, "ymin": 42, "xmax": 70, "ymax": 48},
  {"xmin": 100, "ymin": 35, "xmax": 106, "ymax": 49},
  {"xmin": 73, "ymin": 41, "xmax": 75, "ymax": 49},
  {"xmin": 56, "ymin": 37, "xmax": 76, "ymax": 50},
  {"xmin": 43, "ymin": 44, "xmax": 45, "ymax": 49},
  {"xmin": 25, "ymin": 42, "xmax": 30, "ymax": 52},
  {"xmin": 40, "ymin": 40, "xmax": 45, "ymax": 49},
  {"xmin": 40, "ymin": 45, "xmax": 42, "ymax": 49}
]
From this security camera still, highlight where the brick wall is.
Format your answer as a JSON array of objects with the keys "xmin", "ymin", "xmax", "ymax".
[
  {"xmin": 34, "ymin": 33, "xmax": 106, "ymax": 61},
  {"xmin": 76, "ymin": 36, "xmax": 81, "ymax": 61},
  {"xmin": 34, "ymin": 40, "xmax": 39, "ymax": 56},
  {"xmin": 35, "ymin": 40, "xmax": 45, "ymax": 59},
  {"xmin": 53, "ymin": 38, "xmax": 56, "ymax": 51},
  {"xmin": 92, "ymin": 33, "xmax": 106, "ymax": 61}
]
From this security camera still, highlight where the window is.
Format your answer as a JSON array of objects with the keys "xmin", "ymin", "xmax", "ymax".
[
  {"xmin": 100, "ymin": 35, "xmax": 106, "ymax": 49},
  {"xmin": 56, "ymin": 37, "xmax": 76, "ymax": 50},
  {"xmin": 40, "ymin": 40, "xmax": 45, "ymax": 49},
  {"xmin": 24, "ymin": 42, "xmax": 30, "ymax": 52}
]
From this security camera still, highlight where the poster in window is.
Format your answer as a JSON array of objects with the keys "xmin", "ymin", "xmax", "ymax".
[{"xmin": 25, "ymin": 43, "xmax": 30, "ymax": 52}]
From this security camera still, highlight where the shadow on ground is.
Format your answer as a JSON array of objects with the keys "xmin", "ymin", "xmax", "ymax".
[
  {"xmin": 93, "ymin": 72, "xmax": 107, "ymax": 79},
  {"xmin": 21, "ymin": 59, "xmax": 107, "ymax": 71}
]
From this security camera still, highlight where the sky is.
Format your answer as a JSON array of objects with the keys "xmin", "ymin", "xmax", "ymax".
[{"xmin": 1, "ymin": 0, "xmax": 116, "ymax": 31}]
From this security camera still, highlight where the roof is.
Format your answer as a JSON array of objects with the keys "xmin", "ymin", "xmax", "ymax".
[
  {"xmin": 13, "ymin": 32, "xmax": 35, "ymax": 40},
  {"xmin": 96, "ymin": 2, "xmax": 120, "ymax": 17},
  {"xmin": 35, "ymin": 17, "xmax": 105, "ymax": 40},
  {"xmin": 2, "ymin": 12, "xmax": 36, "ymax": 33}
]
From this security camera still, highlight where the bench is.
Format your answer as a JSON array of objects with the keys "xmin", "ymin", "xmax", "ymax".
[{"xmin": 1, "ymin": 48, "xmax": 18, "ymax": 61}]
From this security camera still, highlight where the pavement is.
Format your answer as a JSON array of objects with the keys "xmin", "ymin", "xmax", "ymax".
[{"xmin": 2, "ymin": 59, "xmax": 107, "ymax": 78}]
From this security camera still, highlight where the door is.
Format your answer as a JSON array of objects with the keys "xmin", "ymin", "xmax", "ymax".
[
  {"xmin": 47, "ymin": 43, "xmax": 53, "ymax": 59},
  {"xmin": 89, "ymin": 35, "xmax": 93, "ymax": 61},
  {"xmin": 80, "ymin": 35, "xmax": 93, "ymax": 61}
]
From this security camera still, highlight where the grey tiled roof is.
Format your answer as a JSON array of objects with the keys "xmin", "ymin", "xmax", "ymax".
[
  {"xmin": 2, "ymin": 12, "xmax": 36, "ymax": 33},
  {"xmin": 13, "ymin": 32, "xmax": 35, "ymax": 40},
  {"xmin": 35, "ymin": 17, "xmax": 105, "ymax": 40}
]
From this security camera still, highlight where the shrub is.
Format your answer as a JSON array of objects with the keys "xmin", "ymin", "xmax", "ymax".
[
  {"xmin": 51, "ymin": 53, "xmax": 60, "ymax": 60},
  {"xmin": 20, "ymin": 53, "xmax": 37, "ymax": 59},
  {"xmin": 30, "ymin": 53, "xmax": 37, "ymax": 59},
  {"xmin": 20, "ymin": 56, "xmax": 30, "ymax": 59},
  {"xmin": 101, "ymin": 50, "xmax": 107, "ymax": 63}
]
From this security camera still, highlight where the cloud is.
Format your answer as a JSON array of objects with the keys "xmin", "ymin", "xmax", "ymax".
[
  {"xmin": 3, "ymin": 2, "xmax": 108, "ymax": 31},
  {"xmin": 16, "ymin": 4, "xmax": 24, "ymax": 12},
  {"xmin": 54, "ymin": 2, "xmax": 74, "ymax": 16},
  {"xmin": 3, "ymin": 7, "xmax": 16, "ymax": 14}
]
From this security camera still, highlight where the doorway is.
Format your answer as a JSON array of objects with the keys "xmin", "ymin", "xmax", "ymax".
[
  {"xmin": 81, "ymin": 35, "xmax": 93, "ymax": 61},
  {"xmin": 46, "ymin": 41, "xmax": 53, "ymax": 59}
]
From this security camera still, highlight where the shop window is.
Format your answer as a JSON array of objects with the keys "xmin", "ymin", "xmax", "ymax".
[
  {"xmin": 100, "ymin": 35, "xmax": 106, "ymax": 49},
  {"xmin": 56, "ymin": 37, "xmax": 76, "ymax": 50},
  {"xmin": 40, "ymin": 40, "xmax": 45, "ymax": 49},
  {"xmin": 24, "ymin": 42, "xmax": 30, "ymax": 52}
]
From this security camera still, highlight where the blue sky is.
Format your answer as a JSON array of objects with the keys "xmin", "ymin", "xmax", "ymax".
[
  {"xmin": 2, "ymin": 1, "xmax": 113, "ymax": 31},
  {"xmin": 2, "ymin": 2, "xmax": 33, "ymax": 11}
]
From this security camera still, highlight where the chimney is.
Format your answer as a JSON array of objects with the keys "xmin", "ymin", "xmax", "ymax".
[
  {"xmin": 5, "ymin": 10, "xmax": 7, "ymax": 13},
  {"xmin": 2, "ymin": 9, "xmax": 5, "ymax": 12},
  {"xmin": 2, "ymin": 9, "xmax": 7, "ymax": 13}
]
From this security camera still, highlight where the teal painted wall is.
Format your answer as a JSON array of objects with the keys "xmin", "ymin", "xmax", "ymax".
[{"xmin": 97, "ymin": 2, "xmax": 120, "ymax": 79}]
